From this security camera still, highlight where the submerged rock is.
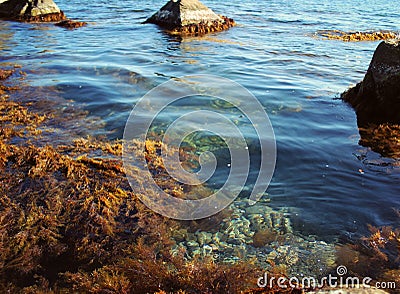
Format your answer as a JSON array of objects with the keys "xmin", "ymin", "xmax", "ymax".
[
  {"xmin": 0, "ymin": 0, "xmax": 66, "ymax": 22},
  {"xmin": 342, "ymin": 41, "xmax": 400, "ymax": 126},
  {"xmin": 318, "ymin": 30, "xmax": 398, "ymax": 42},
  {"xmin": 145, "ymin": 0, "xmax": 235, "ymax": 36},
  {"xmin": 55, "ymin": 19, "xmax": 87, "ymax": 29}
]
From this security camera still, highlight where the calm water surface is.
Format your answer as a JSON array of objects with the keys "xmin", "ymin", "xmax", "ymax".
[{"xmin": 1, "ymin": 0, "xmax": 399, "ymax": 241}]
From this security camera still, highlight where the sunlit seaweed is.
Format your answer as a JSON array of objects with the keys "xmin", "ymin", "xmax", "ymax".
[
  {"xmin": 337, "ymin": 220, "xmax": 400, "ymax": 287},
  {"xmin": 317, "ymin": 30, "xmax": 398, "ymax": 42},
  {"xmin": 358, "ymin": 123, "xmax": 400, "ymax": 158},
  {"xmin": 1, "ymin": 67, "xmax": 306, "ymax": 293}
]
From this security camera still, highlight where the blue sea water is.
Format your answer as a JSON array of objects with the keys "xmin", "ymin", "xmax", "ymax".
[{"xmin": 1, "ymin": 0, "xmax": 399, "ymax": 242}]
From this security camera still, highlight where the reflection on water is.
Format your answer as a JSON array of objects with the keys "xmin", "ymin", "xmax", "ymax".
[
  {"xmin": 0, "ymin": 22, "xmax": 14, "ymax": 52},
  {"xmin": 1, "ymin": 0, "xmax": 400, "ymax": 243}
]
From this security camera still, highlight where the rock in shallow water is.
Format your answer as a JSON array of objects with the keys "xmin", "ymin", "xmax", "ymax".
[
  {"xmin": 55, "ymin": 19, "xmax": 87, "ymax": 29},
  {"xmin": 341, "ymin": 41, "xmax": 400, "ymax": 158},
  {"xmin": 0, "ymin": 0, "xmax": 66, "ymax": 22},
  {"xmin": 145, "ymin": 0, "xmax": 235, "ymax": 36},
  {"xmin": 341, "ymin": 41, "xmax": 400, "ymax": 126}
]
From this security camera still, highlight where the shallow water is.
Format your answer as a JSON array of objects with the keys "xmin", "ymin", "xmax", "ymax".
[{"xmin": 1, "ymin": 0, "xmax": 399, "ymax": 242}]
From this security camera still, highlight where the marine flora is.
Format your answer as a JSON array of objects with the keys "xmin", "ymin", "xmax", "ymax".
[
  {"xmin": 336, "ymin": 221, "xmax": 400, "ymax": 287},
  {"xmin": 1, "ymin": 67, "xmax": 306, "ymax": 293},
  {"xmin": 168, "ymin": 16, "xmax": 236, "ymax": 36},
  {"xmin": 18, "ymin": 11, "xmax": 66, "ymax": 22},
  {"xmin": 55, "ymin": 19, "xmax": 87, "ymax": 29},
  {"xmin": 358, "ymin": 124, "xmax": 400, "ymax": 158},
  {"xmin": 252, "ymin": 228, "xmax": 278, "ymax": 248},
  {"xmin": 317, "ymin": 30, "xmax": 398, "ymax": 41}
]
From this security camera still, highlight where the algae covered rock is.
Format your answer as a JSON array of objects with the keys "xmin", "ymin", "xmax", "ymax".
[
  {"xmin": 145, "ymin": 0, "xmax": 235, "ymax": 36},
  {"xmin": 0, "ymin": 0, "xmax": 66, "ymax": 22},
  {"xmin": 318, "ymin": 30, "xmax": 398, "ymax": 42},
  {"xmin": 341, "ymin": 41, "xmax": 400, "ymax": 126}
]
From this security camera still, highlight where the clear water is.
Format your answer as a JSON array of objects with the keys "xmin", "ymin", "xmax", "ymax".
[{"xmin": 1, "ymin": 0, "xmax": 399, "ymax": 241}]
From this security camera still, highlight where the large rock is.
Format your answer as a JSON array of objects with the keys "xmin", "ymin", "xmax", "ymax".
[
  {"xmin": 341, "ymin": 41, "xmax": 400, "ymax": 126},
  {"xmin": 0, "ymin": 0, "xmax": 66, "ymax": 22},
  {"xmin": 145, "ymin": 0, "xmax": 235, "ymax": 35},
  {"xmin": 342, "ymin": 41, "xmax": 400, "ymax": 158}
]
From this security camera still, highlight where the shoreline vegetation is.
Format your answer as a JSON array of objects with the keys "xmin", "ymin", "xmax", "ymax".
[
  {"xmin": 0, "ymin": 66, "xmax": 298, "ymax": 293},
  {"xmin": 1, "ymin": 62, "xmax": 400, "ymax": 292}
]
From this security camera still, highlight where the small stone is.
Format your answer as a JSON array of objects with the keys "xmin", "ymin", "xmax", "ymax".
[
  {"xmin": 55, "ymin": 19, "xmax": 87, "ymax": 29},
  {"xmin": 196, "ymin": 231, "xmax": 212, "ymax": 246},
  {"xmin": 267, "ymin": 250, "xmax": 278, "ymax": 260},
  {"xmin": 172, "ymin": 228, "xmax": 187, "ymax": 242},
  {"xmin": 186, "ymin": 240, "xmax": 199, "ymax": 248},
  {"xmin": 227, "ymin": 238, "xmax": 242, "ymax": 245},
  {"xmin": 202, "ymin": 244, "xmax": 213, "ymax": 255},
  {"xmin": 210, "ymin": 244, "xmax": 219, "ymax": 251},
  {"xmin": 212, "ymin": 232, "xmax": 227, "ymax": 244}
]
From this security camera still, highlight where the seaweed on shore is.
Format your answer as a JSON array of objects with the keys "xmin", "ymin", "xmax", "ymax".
[
  {"xmin": 358, "ymin": 123, "xmax": 400, "ymax": 159},
  {"xmin": 316, "ymin": 30, "xmax": 398, "ymax": 42},
  {"xmin": 1, "ymin": 67, "xmax": 307, "ymax": 293},
  {"xmin": 336, "ymin": 219, "xmax": 400, "ymax": 288}
]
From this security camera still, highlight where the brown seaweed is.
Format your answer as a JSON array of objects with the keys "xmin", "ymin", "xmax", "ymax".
[{"xmin": 1, "ymin": 66, "xmax": 306, "ymax": 293}]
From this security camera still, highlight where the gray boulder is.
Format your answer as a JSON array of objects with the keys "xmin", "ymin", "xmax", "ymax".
[
  {"xmin": 341, "ymin": 41, "xmax": 400, "ymax": 126},
  {"xmin": 0, "ymin": 0, "xmax": 66, "ymax": 22},
  {"xmin": 145, "ymin": 0, "xmax": 235, "ymax": 35}
]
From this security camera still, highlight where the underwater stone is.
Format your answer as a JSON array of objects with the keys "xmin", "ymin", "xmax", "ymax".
[
  {"xmin": 172, "ymin": 228, "xmax": 188, "ymax": 242},
  {"xmin": 55, "ymin": 19, "xmax": 87, "ymax": 29},
  {"xmin": 186, "ymin": 240, "xmax": 199, "ymax": 248},
  {"xmin": 0, "ymin": 0, "xmax": 66, "ymax": 22},
  {"xmin": 196, "ymin": 231, "xmax": 212, "ymax": 246},
  {"xmin": 212, "ymin": 232, "xmax": 227, "ymax": 244},
  {"xmin": 144, "ymin": 0, "xmax": 235, "ymax": 36}
]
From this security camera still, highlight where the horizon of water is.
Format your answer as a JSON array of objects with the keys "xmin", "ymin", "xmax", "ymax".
[{"xmin": 1, "ymin": 0, "xmax": 399, "ymax": 243}]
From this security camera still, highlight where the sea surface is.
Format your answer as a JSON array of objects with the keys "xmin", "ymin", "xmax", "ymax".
[{"xmin": 1, "ymin": 0, "xmax": 400, "ymax": 243}]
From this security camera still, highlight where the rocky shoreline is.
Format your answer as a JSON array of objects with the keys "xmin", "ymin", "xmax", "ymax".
[{"xmin": 2, "ymin": 64, "xmax": 398, "ymax": 293}]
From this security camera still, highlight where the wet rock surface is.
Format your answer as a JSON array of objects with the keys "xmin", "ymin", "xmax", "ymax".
[
  {"xmin": 0, "ymin": 0, "xmax": 66, "ymax": 22},
  {"xmin": 342, "ymin": 41, "xmax": 400, "ymax": 158},
  {"xmin": 145, "ymin": 0, "xmax": 235, "ymax": 36},
  {"xmin": 341, "ymin": 41, "xmax": 400, "ymax": 126}
]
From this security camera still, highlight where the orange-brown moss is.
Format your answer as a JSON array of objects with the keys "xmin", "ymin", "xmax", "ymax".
[
  {"xmin": 168, "ymin": 16, "xmax": 236, "ymax": 36},
  {"xmin": 18, "ymin": 11, "xmax": 67, "ymax": 23},
  {"xmin": 0, "ymin": 69, "xmax": 14, "ymax": 80},
  {"xmin": 2, "ymin": 66, "xmax": 291, "ymax": 293},
  {"xmin": 337, "ymin": 221, "xmax": 400, "ymax": 287},
  {"xmin": 252, "ymin": 228, "xmax": 278, "ymax": 248},
  {"xmin": 359, "ymin": 123, "xmax": 400, "ymax": 158},
  {"xmin": 318, "ymin": 30, "xmax": 398, "ymax": 42},
  {"xmin": 55, "ymin": 19, "xmax": 87, "ymax": 29}
]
